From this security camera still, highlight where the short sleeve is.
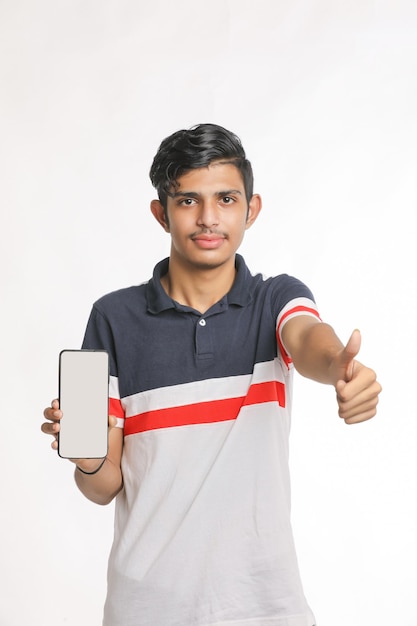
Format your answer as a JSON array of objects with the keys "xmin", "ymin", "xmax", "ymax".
[
  {"xmin": 82, "ymin": 306, "xmax": 125, "ymax": 424},
  {"xmin": 271, "ymin": 276, "xmax": 321, "ymax": 369}
]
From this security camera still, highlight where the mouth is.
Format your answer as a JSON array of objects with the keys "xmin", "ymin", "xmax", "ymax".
[
  {"xmin": 191, "ymin": 234, "xmax": 226, "ymax": 249},
  {"xmin": 191, "ymin": 231, "xmax": 227, "ymax": 249}
]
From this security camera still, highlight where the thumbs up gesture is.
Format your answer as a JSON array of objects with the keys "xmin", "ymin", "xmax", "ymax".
[{"xmin": 334, "ymin": 329, "xmax": 381, "ymax": 424}]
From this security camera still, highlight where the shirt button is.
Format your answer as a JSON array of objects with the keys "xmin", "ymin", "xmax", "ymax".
[{"xmin": 198, "ymin": 318, "xmax": 206, "ymax": 326}]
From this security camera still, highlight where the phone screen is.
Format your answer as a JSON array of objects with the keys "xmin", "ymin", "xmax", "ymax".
[{"xmin": 58, "ymin": 349, "xmax": 109, "ymax": 459}]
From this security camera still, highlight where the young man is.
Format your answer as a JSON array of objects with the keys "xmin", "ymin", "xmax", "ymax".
[{"xmin": 42, "ymin": 123, "xmax": 381, "ymax": 626}]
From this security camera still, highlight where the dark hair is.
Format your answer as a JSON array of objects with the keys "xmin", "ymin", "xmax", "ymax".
[{"xmin": 149, "ymin": 123, "xmax": 254, "ymax": 209}]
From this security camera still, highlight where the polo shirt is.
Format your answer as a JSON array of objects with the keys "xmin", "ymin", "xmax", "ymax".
[{"xmin": 82, "ymin": 254, "xmax": 319, "ymax": 626}]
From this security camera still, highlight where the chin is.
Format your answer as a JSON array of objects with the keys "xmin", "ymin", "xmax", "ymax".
[{"xmin": 186, "ymin": 251, "xmax": 235, "ymax": 271}]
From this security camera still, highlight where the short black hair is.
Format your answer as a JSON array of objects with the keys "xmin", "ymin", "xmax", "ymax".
[{"xmin": 149, "ymin": 123, "xmax": 254, "ymax": 209}]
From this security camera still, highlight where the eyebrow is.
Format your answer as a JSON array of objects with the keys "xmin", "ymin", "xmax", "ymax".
[{"xmin": 171, "ymin": 189, "xmax": 242, "ymax": 198}]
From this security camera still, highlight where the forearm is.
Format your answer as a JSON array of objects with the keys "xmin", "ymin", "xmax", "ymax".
[
  {"xmin": 74, "ymin": 457, "xmax": 123, "ymax": 505},
  {"xmin": 285, "ymin": 320, "xmax": 344, "ymax": 385},
  {"xmin": 282, "ymin": 317, "xmax": 381, "ymax": 423}
]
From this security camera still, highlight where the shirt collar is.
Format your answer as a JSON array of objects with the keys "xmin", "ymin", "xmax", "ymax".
[{"xmin": 146, "ymin": 254, "xmax": 253, "ymax": 315}]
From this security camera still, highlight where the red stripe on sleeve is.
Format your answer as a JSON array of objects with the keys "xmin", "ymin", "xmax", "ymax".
[
  {"xmin": 276, "ymin": 305, "xmax": 321, "ymax": 369},
  {"xmin": 109, "ymin": 397, "xmax": 125, "ymax": 418}
]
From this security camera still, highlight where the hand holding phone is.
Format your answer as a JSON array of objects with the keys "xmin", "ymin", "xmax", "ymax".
[{"xmin": 58, "ymin": 350, "xmax": 109, "ymax": 459}]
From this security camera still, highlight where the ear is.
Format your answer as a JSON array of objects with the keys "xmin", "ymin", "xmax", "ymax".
[
  {"xmin": 150, "ymin": 199, "xmax": 170, "ymax": 232},
  {"xmin": 245, "ymin": 194, "xmax": 262, "ymax": 230}
]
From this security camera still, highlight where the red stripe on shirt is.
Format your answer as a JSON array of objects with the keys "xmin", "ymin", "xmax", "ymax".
[{"xmin": 123, "ymin": 380, "xmax": 286, "ymax": 436}]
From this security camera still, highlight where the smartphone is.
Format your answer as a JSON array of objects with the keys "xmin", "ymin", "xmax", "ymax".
[{"xmin": 58, "ymin": 349, "xmax": 109, "ymax": 459}]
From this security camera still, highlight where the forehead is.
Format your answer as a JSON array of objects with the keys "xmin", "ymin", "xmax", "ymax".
[{"xmin": 174, "ymin": 162, "xmax": 245, "ymax": 192}]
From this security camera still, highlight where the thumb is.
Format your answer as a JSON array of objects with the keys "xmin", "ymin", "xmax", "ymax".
[{"xmin": 341, "ymin": 329, "xmax": 361, "ymax": 381}]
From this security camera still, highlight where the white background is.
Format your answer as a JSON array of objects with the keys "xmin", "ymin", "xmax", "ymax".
[{"xmin": 1, "ymin": 1, "xmax": 416, "ymax": 624}]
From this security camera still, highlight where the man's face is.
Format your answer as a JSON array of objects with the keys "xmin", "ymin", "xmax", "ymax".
[{"xmin": 152, "ymin": 162, "xmax": 261, "ymax": 272}]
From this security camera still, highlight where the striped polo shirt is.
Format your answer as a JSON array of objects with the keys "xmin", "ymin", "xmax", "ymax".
[{"xmin": 82, "ymin": 254, "xmax": 319, "ymax": 626}]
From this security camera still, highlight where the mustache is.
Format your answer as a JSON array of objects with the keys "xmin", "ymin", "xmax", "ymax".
[{"xmin": 190, "ymin": 228, "xmax": 228, "ymax": 238}]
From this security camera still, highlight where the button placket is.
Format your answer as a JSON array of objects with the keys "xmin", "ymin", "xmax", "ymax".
[{"xmin": 195, "ymin": 316, "xmax": 213, "ymax": 360}]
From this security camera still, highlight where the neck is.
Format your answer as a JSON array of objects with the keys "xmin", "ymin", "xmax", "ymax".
[{"xmin": 161, "ymin": 254, "xmax": 237, "ymax": 314}]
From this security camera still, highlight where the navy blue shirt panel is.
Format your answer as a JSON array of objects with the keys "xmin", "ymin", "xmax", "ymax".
[{"xmin": 82, "ymin": 255, "xmax": 315, "ymax": 398}]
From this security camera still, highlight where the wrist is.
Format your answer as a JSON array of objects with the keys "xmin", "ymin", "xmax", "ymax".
[{"xmin": 76, "ymin": 457, "xmax": 106, "ymax": 475}]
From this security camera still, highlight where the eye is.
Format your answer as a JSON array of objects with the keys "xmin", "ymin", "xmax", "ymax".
[
  {"xmin": 221, "ymin": 196, "xmax": 234, "ymax": 204},
  {"xmin": 178, "ymin": 197, "xmax": 196, "ymax": 206}
]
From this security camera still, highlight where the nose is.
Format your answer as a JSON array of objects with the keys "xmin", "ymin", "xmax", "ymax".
[{"xmin": 196, "ymin": 199, "xmax": 219, "ymax": 228}]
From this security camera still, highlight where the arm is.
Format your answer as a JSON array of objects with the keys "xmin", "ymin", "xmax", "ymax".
[
  {"xmin": 42, "ymin": 400, "xmax": 124, "ymax": 505},
  {"xmin": 281, "ymin": 316, "xmax": 382, "ymax": 424}
]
